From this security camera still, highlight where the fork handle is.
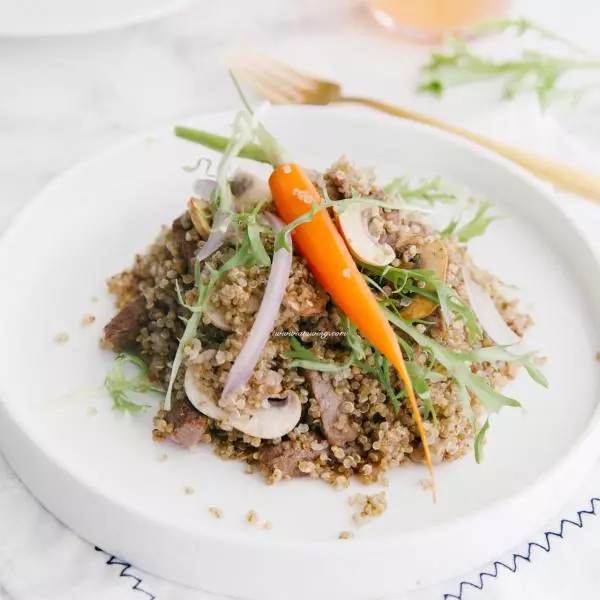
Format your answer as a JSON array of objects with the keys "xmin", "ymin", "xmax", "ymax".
[{"xmin": 339, "ymin": 96, "xmax": 600, "ymax": 205}]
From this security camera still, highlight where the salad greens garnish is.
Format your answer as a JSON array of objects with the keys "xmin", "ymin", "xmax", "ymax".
[
  {"xmin": 246, "ymin": 201, "xmax": 272, "ymax": 267},
  {"xmin": 365, "ymin": 265, "xmax": 482, "ymax": 344},
  {"xmin": 104, "ymin": 353, "xmax": 162, "ymax": 413},
  {"xmin": 474, "ymin": 419, "xmax": 490, "ymax": 463},
  {"xmin": 384, "ymin": 175, "xmax": 461, "ymax": 206},
  {"xmin": 166, "ymin": 262, "xmax": 219, "ymax": 411},
  {"xmin": 384, "ymin": 174, "xmax": 498, "ymax": 243},
  {"xmin": 419, "ymin": 17, "xmax": 600, "ymax": 109},
  {"xmin": 384, "ymin": 307, "xmax": 547, "ymax": 460},
  {"xmin": 455, "ymin": 201, "xmax": 500, "ymax": 243},
  {"xmin": 284, "ymin": 337, "xmax": 354, "ymax": 372}
]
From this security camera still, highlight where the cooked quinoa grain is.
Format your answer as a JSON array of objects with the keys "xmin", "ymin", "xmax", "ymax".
[
  {"xmin": 81, "ymin": 314, "xmax": 96, "ymax": 327},
  {"xmin": 53, "ymin": 332, "xmax": 69, "ymax": 344},
  {"xmin": 246, "ymin": 510, "xmax": 259, "ymax": 525},
  {"xmin": 339, "ymin": 531, "xmax": 354, "ymax": 540},
  {"xmin": 349, "ymin": 491, "xmax": 388, "ymax": 525},
  {"xmin": 208, "ymin": 507, "xmax": 223, "ymax": 519}
]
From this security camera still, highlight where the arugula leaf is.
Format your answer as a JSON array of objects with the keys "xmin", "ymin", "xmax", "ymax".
[
  {"xmin": 284, "ymin": 337, "xmax": 353, "ymax": 372},
  {"xmin": 247, "ymin": 219, "xmax": 271, "ymax": 267},
  {"xmin": 474, "ymin": 419, "xmax": 490, "ymax": 463},
  {"xmin": 419, "ymin": 18, "xmax": 600, "ymax": 109},
  {"xmin": 384, "ymin": 308, "xmax": 523, "ymax": 418},
  {"xmin": 459, "ymin": 346, "xmax": 549, "ymax": 388},
  {"xmin": 440, "ymin": 215, "xmax": 461, "ymax": 237},
  {"xmin": 341, "ymin": 315, "xmax": 368, "ymax": 361},
  {"xmin": 405, "ymin": 361, "xmax": 443, "ymax": 423},
  {"xmin": 456, "ymin": 201, "xmax": 500, "ymax": 243},
  {"xmin": 383, "ymin": 174, "xmax": 495, "ymax": 243},
  {"xmin": 433, "ymin": 277, "xmax": 482, "ymax": 344},
  {"xmin": 367, "ymin": 265, "xmax": 483, "ymax": 344},
  {"xmin": 104, "ymin": 353, "xmax": 162, "ymax": 413},
  {"xmin": 383, "ymin": 175, "xmax": 460, "ymax": 205}
]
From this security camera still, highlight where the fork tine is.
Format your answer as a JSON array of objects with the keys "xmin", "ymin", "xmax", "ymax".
[
  {"xmin": 232, "ymin": 64, "xmax": 293, "ymax": 104},
  {"xmin": 243, "ymin": 47, "xmax": 319, "ymax": 91},
  {"xmin": 231, "ymin": 58, "xmax": 301, "ymax": 104},
  {"xmin": 229, "ymin": 47, "xmax": 321, "ymax": 105}
]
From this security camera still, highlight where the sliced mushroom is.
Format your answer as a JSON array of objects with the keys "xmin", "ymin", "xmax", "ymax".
[
  {"xmin": 184, "ymin": 367, "xmax": 302, "ymax": 439},
  {"xmin": 230, "ymin": 170, "xmax": 272, "ymax": 212},
  {"xmin": 400, "ymin": 239, "xmax": 448, "ymax": 320},
  {"xmin": 229, "ymin": 392, "xmax": 302, "ymax": 439},
  {"xmin": 188, "ymin": 197, "xmax": 212, "ymax": 240},
  {"xmin": 203, "ymin": 296, "xmax": 232, "ymax": 331},
  {"xmin": 335, "ymin": 204, "xmax": 394, "ymax": 267}
]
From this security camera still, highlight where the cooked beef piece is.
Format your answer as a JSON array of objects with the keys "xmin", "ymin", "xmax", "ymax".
[
  {"xmin": 103, "ymin": 296, "xmax": 147, "ymax": 352},
  {"xmin": 305, "ymin": 371, "xmax": 358, "ymax": 446},
  {"xmin": 171, "ymin": 214, "xmax": 198, "ymax": 273},
  {"xmin": 166, "ymin": 394, "xmax": 208, "ymax": 449},
  {"xmin": 258, "ymin": 443, "xmax": 319, "ymax": 478}
]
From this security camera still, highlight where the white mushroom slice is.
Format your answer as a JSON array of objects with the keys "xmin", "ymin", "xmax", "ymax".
[
  {"xmin": 228, "ymin": 391, "xmax": 302, "ymax": 440},
  {"xmin": 462, "ymin": 268, "xmax": 521, "ymax": 347},
  {"xmin": 230, "ymin": 170, "xmax": 272, "ymax": 212},
  {"xmin": 400, "ymin": 240, "xmax": 448, "ymax": 320},
  {"xmin": 184, "ymin": 368, "xmax": 228, "ymax": 421},
  {"xmin": 188, "ymin": 197, "xmax": 211, "ymax": 240},
  {"xmin": 184, "ymin": 368, "xmax": 302, "ymax": 439},
  {"xmin": 335, "ymin": 204, "xmax": 394, "ymax": 267},
  {"xmin": 203, "ymin": 297, "xmax": 232, "ymax": 331}
]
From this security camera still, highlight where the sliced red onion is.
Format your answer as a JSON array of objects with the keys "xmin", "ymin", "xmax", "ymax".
[
  {"xmin": 193, "ymin": 178, "xmax": 217, "ymax": 200},
  {"xmin": 221, "ymin": 212, "xmax": 292, "ymax": 397},
  {"xmin": 195, "ymin": 212, "xmax": 228, "ymax": 262},
  {"xmin": 462, "ymin": 267, "xmax": 521, "ymax": 347}
]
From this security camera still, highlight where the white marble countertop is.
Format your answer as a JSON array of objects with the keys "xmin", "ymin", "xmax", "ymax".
[{"xmin": 2, "ymin": 1, "xmax": 600, "ymax": 599}]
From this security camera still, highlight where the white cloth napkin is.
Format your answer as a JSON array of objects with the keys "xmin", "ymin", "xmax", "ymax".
[{"xmin": 1, "ymin": 99, "xmax": 600, "ymax": 600}]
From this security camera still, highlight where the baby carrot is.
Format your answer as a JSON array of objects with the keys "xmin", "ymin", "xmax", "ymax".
[{"xmin": 269, "ymin": 164, "xmax": 435, "ymax": 496}]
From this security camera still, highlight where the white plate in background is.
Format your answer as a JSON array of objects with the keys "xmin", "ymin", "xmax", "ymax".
[
  {"xmin": 0, "ymin": 0, "xmax": 192, "ymax": 37},
  {"xmin": 0, "ymin": 106, "xmax": 599, "ymax": 599}
]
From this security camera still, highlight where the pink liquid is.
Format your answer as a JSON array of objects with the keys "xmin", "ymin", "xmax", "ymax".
[{"xmin": 370, "ymin": 0, "xmax": 511, "ymax": 41}]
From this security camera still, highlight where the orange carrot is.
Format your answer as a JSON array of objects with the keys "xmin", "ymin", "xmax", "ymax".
[{"xmin": 269, "ymin": 164, "xmax": 435, "ymax": 497}]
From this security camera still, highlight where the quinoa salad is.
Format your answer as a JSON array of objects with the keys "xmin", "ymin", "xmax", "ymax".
[{"xmin": 102, "ymin": 108, "xmax": 547, "ymax": 495}]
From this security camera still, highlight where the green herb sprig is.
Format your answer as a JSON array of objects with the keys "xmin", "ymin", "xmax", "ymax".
[
  {"xmin": 104, "ymin": 353, "xmax": 163, "ymax": 413},
  {"xmin": 365, "ymin": 265, "xmax": 482, "ymax": 344},
  {"xmin": 384, "ymin": 175, "xmax": 498, "ymax": 243},
  {"xmin": 384, "ymin": 307, "xmax": 547, "ymax": 461},
  {"xmin": 419, "ymin": 18, "xmax": 600, "ymax": 109}
]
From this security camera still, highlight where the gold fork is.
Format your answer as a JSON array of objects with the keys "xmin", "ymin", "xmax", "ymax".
[{"xmin": 231, "ymin": 49, "xmax": 600, "ymax": 205}]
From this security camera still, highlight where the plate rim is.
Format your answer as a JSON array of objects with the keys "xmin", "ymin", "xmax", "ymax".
[{"xmin": 1, "ymin": 105, "xmax": 599, "ymax": 552}]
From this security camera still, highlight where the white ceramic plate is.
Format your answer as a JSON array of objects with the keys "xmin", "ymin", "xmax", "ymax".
[
  {"xmin": 0, "ymin": 0, "xmax": 192, "ymax": 37},
  {"xmin": 0, "ymin": 107, "xmax": 599, "ymax": 600}
]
